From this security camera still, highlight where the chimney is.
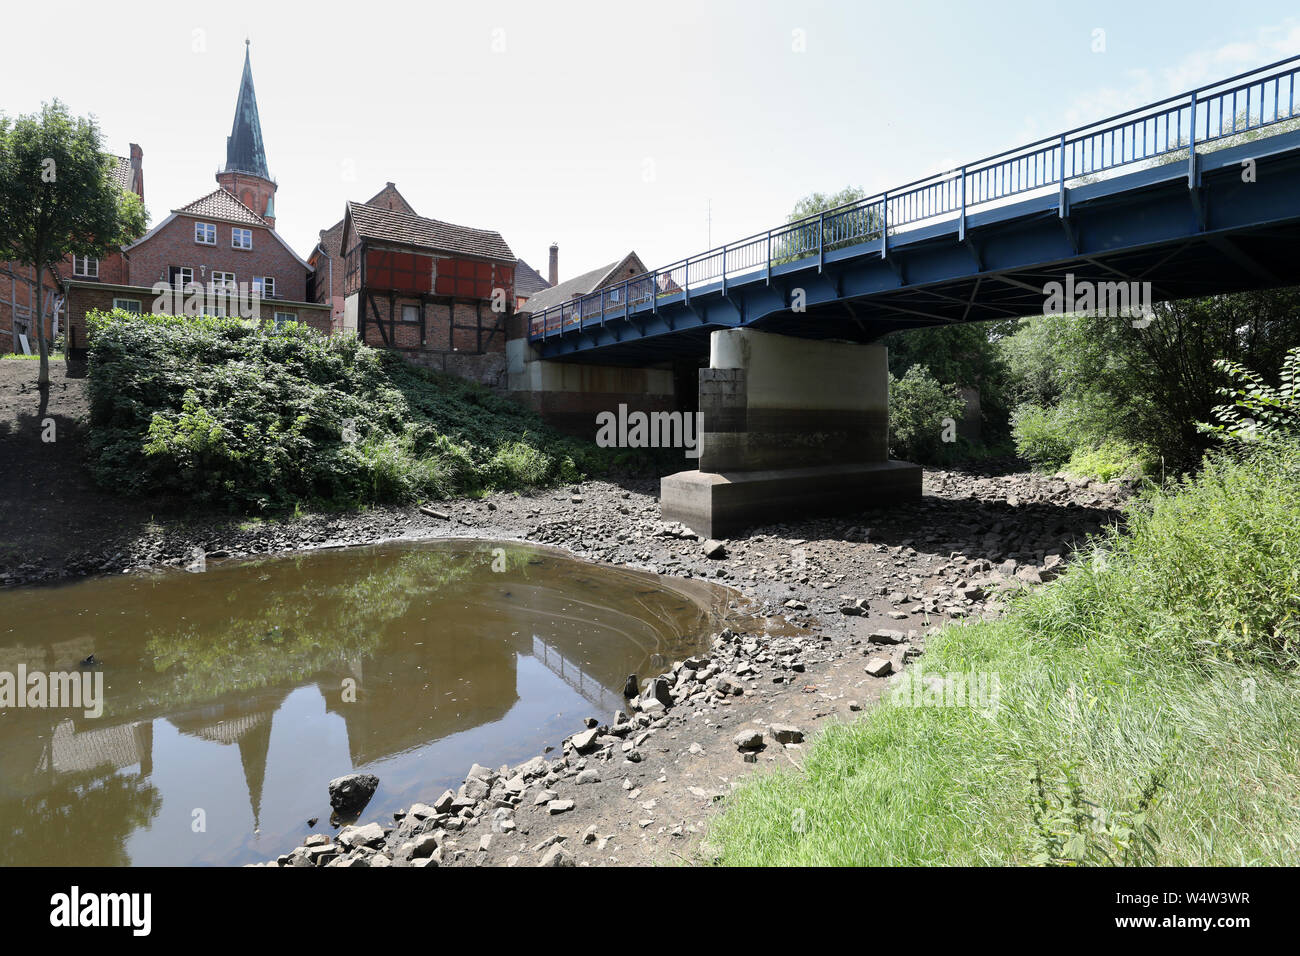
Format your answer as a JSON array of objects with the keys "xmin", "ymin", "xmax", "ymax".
[
  {"xmin": 129, "ymin": 143, "xmax": 144, "ymax": 201},
  {"xmin": 548, "ymin": 243, "xmax": 559, "ymax": 287}
]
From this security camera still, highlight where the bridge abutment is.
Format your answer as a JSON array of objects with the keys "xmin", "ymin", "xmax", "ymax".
[
  {"xmin": 661, "ymin": 329, "xmax": 920, "ymax": 537},
  {"xmin": 507, "ymin": 335, "xmax": 679, "ymax": 436}
]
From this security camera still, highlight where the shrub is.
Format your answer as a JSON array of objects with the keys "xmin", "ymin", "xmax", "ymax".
[
  {"xmin": 888, "ymin": 365, "xmax": 966, "ymax": 463},
  {"xmin": 84, "ymin": 310, "xmax": 628, "ymax": 512},
  {"xmin": 1010, "ymin": 403, "xmax": 1075, "ymax": 470}
]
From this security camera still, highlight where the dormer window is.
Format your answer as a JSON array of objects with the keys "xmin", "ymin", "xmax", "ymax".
[
  {"xmin": 195, "ymin": 222, "xmax": 217, "ymax": 245},
  {"xmin": 232, "ymin": 228, "xmax": 253, "ymax": 250},
  {"xmin": 72, "ymin": 256, "xmax": 99, "ymax": 278}
]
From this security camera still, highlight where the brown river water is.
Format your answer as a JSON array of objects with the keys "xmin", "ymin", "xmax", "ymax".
[{"xmin": 0, "ymin": 539, "xmax": 731, "ymax": 866}]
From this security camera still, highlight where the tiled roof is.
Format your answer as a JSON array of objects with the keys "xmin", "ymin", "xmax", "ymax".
[
  {"xmin": 345, "ymin": 201, "xmax": 514, "ymax": 262},
  {"xmin": 174, "ymin": 188, "xmax": 269, "ymax": 227},
  {"xmin": 318, "ymin": 184, "xmax": 416, "ymax": 259},
  {"xmin": 514, "ymin": 259, "xmax": 551, "ymax": 298},
  {"xmin": 521, "ymin": 261, "xmax": 617, "ymax": 313},
  {"xmin": 108, "ymin": 156, "xmax": 132, "ymax": 193}
]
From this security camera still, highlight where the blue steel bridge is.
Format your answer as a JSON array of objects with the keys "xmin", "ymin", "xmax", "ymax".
[{"xmin": 528, "ymin": 54, "xmax": 1300, "ymax": 365}]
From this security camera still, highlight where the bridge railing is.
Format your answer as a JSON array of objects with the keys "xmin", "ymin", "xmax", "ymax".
[{"xmin": 529, "ymin": 53, "xmax": 1300, "ymax": 341}]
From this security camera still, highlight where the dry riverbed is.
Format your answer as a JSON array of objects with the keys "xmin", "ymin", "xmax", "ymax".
[{"xmin": 1, "ymin": 358, "xmax": 1130, "ymax": 866}]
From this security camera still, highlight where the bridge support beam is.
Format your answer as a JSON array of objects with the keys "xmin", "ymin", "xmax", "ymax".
[{"xmin": 661, "ymin": 328, "xmax": 920, "ymax": 538}]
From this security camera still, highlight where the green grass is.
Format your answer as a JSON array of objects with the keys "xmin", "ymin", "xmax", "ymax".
[{"xmin": 710, "ymin": 442, "xmax": 1300, "ymax": 865}]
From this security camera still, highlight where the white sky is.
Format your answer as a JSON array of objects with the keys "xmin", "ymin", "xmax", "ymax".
[{"xmin": 3, "ymin": 1, "xmax": 1298, "ymax": 281}]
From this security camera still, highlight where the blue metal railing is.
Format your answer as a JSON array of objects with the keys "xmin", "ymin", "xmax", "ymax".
[{"xmin": 530, "ymin": 53, "xmax": 1300, "ymax": 341}]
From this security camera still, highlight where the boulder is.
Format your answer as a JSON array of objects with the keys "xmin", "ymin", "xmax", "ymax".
[{"xmin": 327, "ymin": 773, "xmax": 379, "ymax": 816}]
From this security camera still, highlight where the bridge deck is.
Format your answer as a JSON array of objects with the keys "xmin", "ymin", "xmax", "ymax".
[{"xmin": 528, "ymin": 55, "xmax": 1300, "ymax": 364}]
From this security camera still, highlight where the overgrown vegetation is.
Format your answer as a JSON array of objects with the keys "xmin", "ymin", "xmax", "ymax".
[
  {"xmin": 85, "ymin": 310, "xmax": 630, "ymax": 512},
  {"xmin": 710, "ymin": 353, "xmax": 1300, "ymax": 865},
  {"xmin": 710, "ymin": 440, "xmax": 1300, "ymax": 865}
]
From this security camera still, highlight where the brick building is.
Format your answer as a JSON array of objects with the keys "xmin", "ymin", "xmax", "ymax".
[
  {"xmin": 59, "ymin": 42, "xmax": 328, "ymax": 355},
  {"xmin": 309, "ymin": 182, "xmax": 416, "ymax": 330},
  {"xmin": 518, "ymin": 250, "xmax": 649, "ymax": 320},
  {"xmin": 1, "ymin": 147, "xmax": 144, "ymax": 353},
  {"xmin": 337, "ymin": 200, "xmax": 516, "ymax": 386}
]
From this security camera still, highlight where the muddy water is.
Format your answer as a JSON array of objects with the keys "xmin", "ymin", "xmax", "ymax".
[{"xmin": 0, "ymin": 539, "xmax": 730, "ymax": 866}]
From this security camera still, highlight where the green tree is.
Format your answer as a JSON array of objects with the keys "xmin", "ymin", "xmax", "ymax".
[{"xmin": 0, "ymin": 100, "xmax": 146, "ymax": 386}]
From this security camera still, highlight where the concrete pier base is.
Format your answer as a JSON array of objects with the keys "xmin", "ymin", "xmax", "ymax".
[
  {"xmin": 661, "ymin": 460, "xmax": 921, "ymax": 539},
  {"xmin": 659, "ymin": 327, "xmax": 921, "ymax": 537}
]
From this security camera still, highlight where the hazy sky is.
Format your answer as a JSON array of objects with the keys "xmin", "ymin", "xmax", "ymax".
[{"xmin": 3, "ymin": 1, "xmax": 1298, "ymax": 280}]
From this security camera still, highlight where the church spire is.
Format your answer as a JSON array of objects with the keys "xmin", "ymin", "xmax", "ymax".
[{"xmin": 224, "ymin": 40, "xmax": 269, "ymax": 179}]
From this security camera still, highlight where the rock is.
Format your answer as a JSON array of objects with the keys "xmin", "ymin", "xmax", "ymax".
[
  {"xmin": 838, "ymin": 603, "xmax": 866, "ymax": 616},
  {"xmin": 733, "ymin": 729, "xmax": 764, "ymax": 750},
  {"xmin": 848, "ymin": 700, "xmax": 863, "ymax": 711},
  {"xmin": 702, "ymin": 539, "xmax": 728, "ymax": 559},
  {"xmin": 868, "ymin": 628, "xmax": 906, "ymax": 644},
  {"xmin": 644, "ymin": 675, "xmax": 673, "ymax": 709},
  {"xmin": 576, "ymin": 769, "xmax": 601, "ymax": 785},
  {"xmin": 865, "ymin": 657, "xmax": 893, "ymax": 677},
  {"xmin": 419, "ymin": 506, "xmax": 450, "ymax": 520},
  {"xmin": 1040, "ymin": 554, "xmax": 1066, "ymax": 580},
  {"xmin": 540, "ymin": 845, "xmax": 574, "ymax": 867},
  {"xmin": 432, "ymin": 789, "xmax": 455, "ymax": 813},
  {"xmin": 327, "ymin": 773, "xmax": 379, "ymax": 816},
  {"xmin": 570, "ymin": 728, "xmax": 600, "ymax": 752},
  {"xmin": 769, "ymin": 724, "xmax": 804, "ymax": 745},
  {"xmin": 547, "ymin": 799, "xmax": 575, "ymax": 815},
  {"xmin": 1015, "ymin": 566, "xmax": 1044, "ymax": 585},
  {"xmin": 583, "ymin": 824, "xmax": 599, "ymax": 845},
  {"xmin": 336, "ymin": 822, "xmax": 386, "ymax": 849},
  {"xmin": 410, "ymin": 833, "xmax": 441, "ymax": 858},
  {"xmin": 623, "ymin": 674, "xmax": 639, "ymax": 698}
]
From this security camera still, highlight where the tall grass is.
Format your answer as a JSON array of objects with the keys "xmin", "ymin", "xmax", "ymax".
[{"xmin": 710, "ymin": 442, "xmax": 1300, "ymax": 865}]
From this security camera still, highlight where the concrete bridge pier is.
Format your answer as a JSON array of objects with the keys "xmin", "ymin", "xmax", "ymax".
[
  {"xmin": 660, "ymin": 328, "xmax": 921, "ymax": 538},
  {"xmin": 507, "ymin": 331, "xmax": 679, "ymax": 436}
]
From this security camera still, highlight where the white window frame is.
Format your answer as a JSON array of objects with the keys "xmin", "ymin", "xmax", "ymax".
[
  {"xmin": 195, "ymin": 222, "xmax": 217, "ymax": 245},
  {"xmin": 253, "ymin": 276, "xmax": 276, "ymax": 298},
  {"xmin": 113, "ymin": 298, "xmax": 142, "ymax": 313},
  {"xmin": 274, "ymin": 311, "xmax": 295, "ymax": 328},
  {"xmin": 203, "ymin": 301, "xmax": 228, "ymax": 318},
  {"xmin": 211, "ymin": 271, "xmax": 236, "ymax": 290},
  {"xmin": 232, "ymin": 228, "xmax": 253, "ymax": 250},
  {"xmin": 174, "ymin": 267, "xmax": 194, "ymax": 287},
  {"xmin": 401, "ymin": 304, "xmax": 420, "ymax": 323},
  {"xmin": 73, "ymin": 256, "xmax": 98, "ymax": 278}
]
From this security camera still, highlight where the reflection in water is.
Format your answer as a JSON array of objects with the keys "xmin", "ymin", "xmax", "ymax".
[{"xmin": 0, "ymin": 540, "xmax": 728, "ymax": 866}]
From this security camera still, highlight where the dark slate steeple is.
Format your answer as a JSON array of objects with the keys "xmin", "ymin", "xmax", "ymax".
[{"xmin": 224, "ymin": 40, "xmax": 269, "ymax": 179}]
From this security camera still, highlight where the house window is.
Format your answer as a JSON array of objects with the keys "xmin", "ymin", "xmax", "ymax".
[
  {"xmin": 401, "ymin": 304, "xmax": 420, "ymax": 323},
  {"xmin": 169, "ymin": 266, "xmax": 194, "ymax": 288},
  {"xmin": 203, "ymin": 301, "xmax": 228, "ymax": 317},
  {"xmin": 211, "ymin": 271, "xmax": 236, "ymax": 290},
  {"xmin": 113, "ymin": 298, "xmax": 142, "ymax": 313},
  {"xmin": 274, "ymin": 311, "xmax": 295, "ymax": 328},
  {"xmin": 195, "ymin": 222, "xmax": 217, "ymax": 245},
  {"xmin": 252, "ymin": 276, "xmax": 275, "ymax": 298},
  {"xmin": 73, "ymin": 256, "xmax": 98, "ymax": 278},
  {"xmin": 232, "ymin": 228, "xmax": 253, "ymax": 250}
]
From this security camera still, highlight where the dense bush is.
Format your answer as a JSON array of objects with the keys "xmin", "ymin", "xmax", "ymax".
[
  {"xmin": 85, "ymin": 310, "xmax": 618, "ymax": 512},
  {"xmin": 998, "ymin": 289, "xmax": 1300, "ymax": 472},
  {"xmin": 887, "ymin": 365, "xmax": 966, "ymax": 463}
]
